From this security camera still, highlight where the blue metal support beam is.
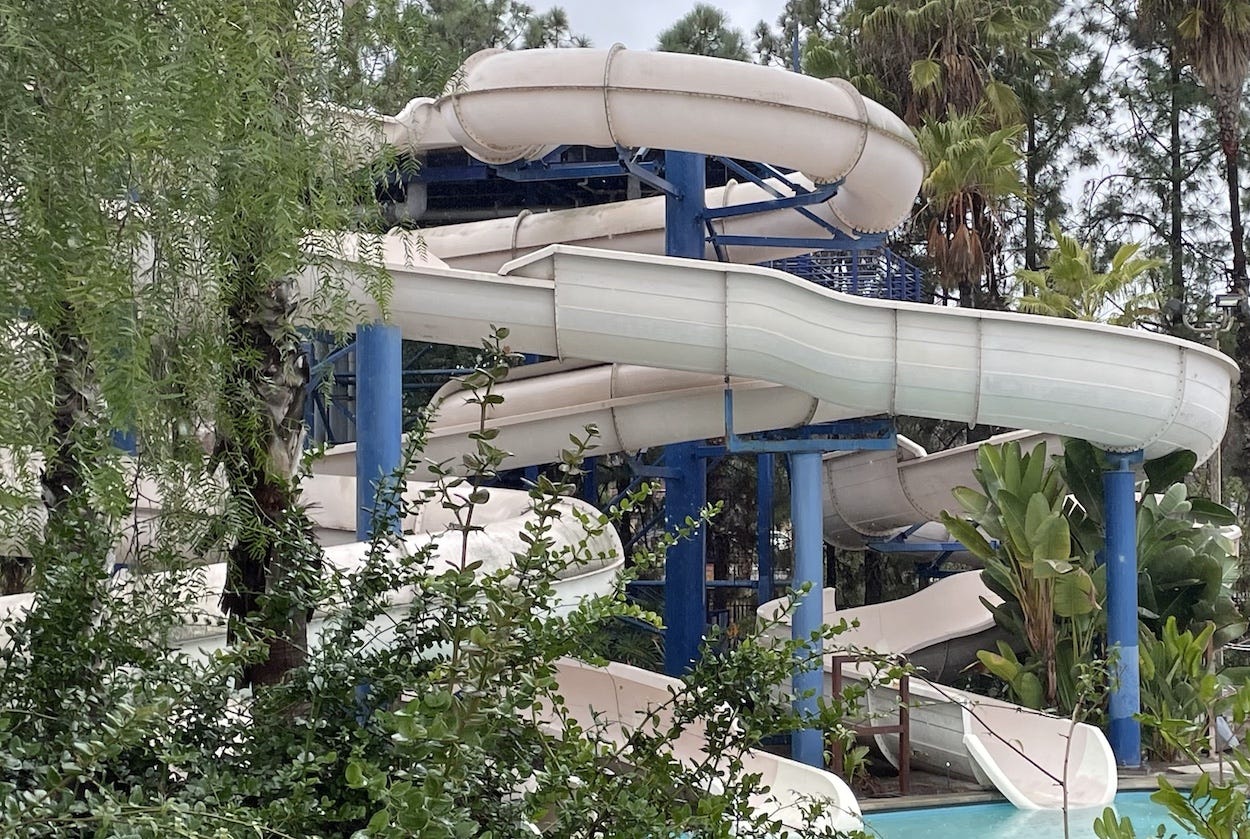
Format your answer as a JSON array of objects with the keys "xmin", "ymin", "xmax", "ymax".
[
  {"xmin": 663, "ymin": 150, "xmax": 709, "ymax": 677},
  {"xmin": 701, "ymin": 182, "xmax": 841, "ymax": 221},
  {"xmin": 663, "ymin": 441, "xmax": 708, "ymax": 676},
  {"xmin": 723, "ymin": 389, "xmax": 896, "ymax": 454},
  {"xmin": 713, "ymin": 233, "xmax": 886, "ymax": 252},
  {"xmin": 790, "ymin": 451, "xmax": 825, "ymax": 767},
  {"xmin": 1105, "ymin": 449, "xmax": 1144, "ymax": 767},
  {"xmin": 355, "ymin": 323, "xmax": 403, "ymax": 539}
]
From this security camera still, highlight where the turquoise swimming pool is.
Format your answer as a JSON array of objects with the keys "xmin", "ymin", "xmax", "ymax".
[{"xmin": 865, "ymin": 791, "xmax": 1191, "ymax": 838}]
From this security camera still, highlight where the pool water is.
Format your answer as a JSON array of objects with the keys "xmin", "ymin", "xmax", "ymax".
[{"xmin": 865, "ymin": 791, "xmax": 1191, "ymax": 838}]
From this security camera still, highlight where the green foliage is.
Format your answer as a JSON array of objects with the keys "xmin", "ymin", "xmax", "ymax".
[
  {"xmin": 1016, "ymin": 222, "xmax": 1163, "ymax": 325},
  {"xmin": 914, "ymin": 111, "xmax": 1027, "ymax": 304},
  {"xmin": 941, "ymin": 440, "xmax": 1100, "ymax": 709},
  {"xmin": 1061, "ymin": 440, "xmax": 1245, "ymax": 646},
  {"xmin": 1138, "ymin": 616, "xmax": 1221, "ymax": 761},
  {"xmin": 0, "ymin": 329, "xmax": 874, "ymax": 836},
  {"xmin": 1124, "ymin": 679, "xmax": 1250, "ymax": 838},
  {"xmin": 657, "ymin": 3, "xmax": 751, "ymax": 60}
]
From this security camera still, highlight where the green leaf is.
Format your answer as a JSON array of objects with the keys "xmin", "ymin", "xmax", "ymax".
[
  {"xmin": 1144, "ymin": 449, "xmax": 1197, "ymax": 495},
  {"xmin": 940, "ymin": 514, "xmax": 995, "ymax": 561},
  {"xmin": 1032, "ymin": 513, "xmax": 1071, "ymax": 562},
  {"xmin": 1053, "ymin": 569, "xmax": 1098, "ymax": 617},
  {"xmin": 952, "ymin": 485, "xmax": 990, "ymax": 517},
  {"xmin": 1188, "ymin": 498, "xmax": 1237, "ymax": 526}
]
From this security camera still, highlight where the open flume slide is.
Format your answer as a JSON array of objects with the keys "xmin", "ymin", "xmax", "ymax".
[
  {"xmin": 550, "ymin": 658, "xmax": 863, "ymax": 836},
  {"xmin": 311, "ymin": 244, "xmax": 1234, "ymax": 480},
  {"xmin": 822, "ymin": 429, "xmax": 1061, "ymax": 551},
  {"xmin": 759, "ymin": 574, "xmax": 1117, "ymax": 810}
]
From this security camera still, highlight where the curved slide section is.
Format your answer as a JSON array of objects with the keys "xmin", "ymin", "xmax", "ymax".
[
  {"xmin": 310, "ymin": 244, "xmax": 1235, "ymax": 478},
  {"xmin": 0, "ymin": 478, "xmax": 623, "ymax": 653},
  {"xmin": 822, "ymin": 430, "xmax": 1060, "ymax": 549},
  {"xmin": 348, "ymin": 47, "xmax": 923, "ymax": 237},
  {"xmin": 758, "ymin": 574, "xmax": 1117, "ymax": 810},
  {"xmin": 551, "ymin": 658, "xmax": 862, "ymax": 836}
]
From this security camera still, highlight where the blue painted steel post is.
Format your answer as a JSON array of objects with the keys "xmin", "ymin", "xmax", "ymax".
[
  {"xmin": 663, "ymin": 150, "xmax": 708, "ymax": 676},
  {"xmin": 663, "ymin": 442, "xmax": 708, "ymax": 676},
  {"xmin": 1104, "ymin": 450, "xmax": 1144, "ymax": 767},
  {"xmin": 757, "ymin": 453, "xmax": 775, "ymax": 604},
  {"xmin": 790, "ymin": 451, "xmax": 825, "ymax": 767},
  {"xmin": 355, "ymin": 323, "xmax": 403, "ymax": 539}
]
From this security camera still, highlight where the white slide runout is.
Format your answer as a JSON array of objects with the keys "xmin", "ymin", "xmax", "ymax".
[
  {"xmin": 758, "ymin": 575, "xmax": 1117, "ymax": 810},
  {"xmin": 549, "ymin": 658, "xmax": 863, "ymax": 836}
]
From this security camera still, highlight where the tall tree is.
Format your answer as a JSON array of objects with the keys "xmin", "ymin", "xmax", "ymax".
[
  {"xmin": 1138, "ymin": 0, "xmax": 1250, "ymax": 296},
  {"xmin": 657, "ymin": 3, "xmax": 751, "ymax": 61},
  {"xmin": 805, "ymin": 0, "xmax": 1047, "ymax": 309}
]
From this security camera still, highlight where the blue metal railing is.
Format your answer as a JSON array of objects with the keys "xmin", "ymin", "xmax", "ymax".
[{"xmin": 762, "ymin": 248, "xmax": 924, "ymax": 303}]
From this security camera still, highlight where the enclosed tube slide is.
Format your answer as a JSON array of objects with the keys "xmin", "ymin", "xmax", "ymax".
[
  {"xmin": 348, "ymin": 47, "xmax": 923, "ymax": 238},
  {"xmin": 758, "ymin": 575, "xmax": 1117, "ymax": 810},
  {"xmin": 550, "ymin": 658, "xmax": 862, "ymax": 836}
]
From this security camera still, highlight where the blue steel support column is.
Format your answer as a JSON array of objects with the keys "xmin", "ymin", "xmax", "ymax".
[
  {"xmin": 757, "ymin": 453, "xmax": 775, "ymax": 604},
  {"xmin": 1104, "ymin": 450, "xmax": 1144, "ymax": 767},
  {"xmin": 355, "ymin": 323, "xmax": 403, "ymax": 539},
  {"xmin": 663, "ymin": 442, "xmax": 708, "ymax": 676},
  {"xmin": 790, "ymin": 451, "xmax": 825, "ymax": 767},
  {"xmin": 663, "ymin": 150, "xmax": 708, "ymax": 676}
]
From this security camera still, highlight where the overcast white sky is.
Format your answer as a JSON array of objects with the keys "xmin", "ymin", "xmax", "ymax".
[{"xmin": 547, "ymin": 1, "xmax": 788, "ymax": 51}]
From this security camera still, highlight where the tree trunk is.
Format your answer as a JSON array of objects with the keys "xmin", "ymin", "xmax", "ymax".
[
  {"xmin": 219, "ymin": 271, "xmax": 314, "ymax": 688},
  {"xmin": 1221, "ymin": 115, "xmax": 1248, "ymax": 297},
  {"xmin": 1167, "ymin": 50, "xmax": 1185, "ymax": 321},
  {"xmin": 1218, "ymin": 96, "xmax": 1250, "ymax": 495},
  {"xmin": 1025, "ymin": 33, "xmax": 1039, "ymax": 271}
]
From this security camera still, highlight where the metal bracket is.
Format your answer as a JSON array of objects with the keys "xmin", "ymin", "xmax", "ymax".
[
  {"xmin": 618, "ymin": 145, "xmax": 679, "ymax": 195},
  {"xmin": 722, "ymin": 389, "xmax": 896, "ymax": 454}
]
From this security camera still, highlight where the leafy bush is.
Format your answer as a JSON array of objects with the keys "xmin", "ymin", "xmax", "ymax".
[{"xmin": 0, "ymin": 332, "xmax": 870, "ymax": 837}]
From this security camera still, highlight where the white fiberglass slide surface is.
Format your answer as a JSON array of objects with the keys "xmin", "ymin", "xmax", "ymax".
[
  {"xmin": 0, "ymin": 477, "xmax": 623, "ymax": 654},
  {"xmin": 822, "ymin": 430, "xmax": 1061, "ymax": 549},
  {"xmin": 348, "ymin": 47, "xmax": 923, "ymax": 242},
  {"xmin": 758, "ymin": 575, "xmax": 1117, "ymax": 810},
  {"xmin": 311, "ymin": 244, "xmax": 1235, "ymax": 480},
  {"xmin": 550, "ymin": 658, "xmax": 862, "ymax": 836}
]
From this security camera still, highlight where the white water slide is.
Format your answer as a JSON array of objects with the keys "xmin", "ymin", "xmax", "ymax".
[
  {"xmin": 308, "ymin": 47, "xmax": 1236, "ymax": 812},
  {"xmin": 758, "ymin": 575, "xmax": 1118, "ymax": 810}
]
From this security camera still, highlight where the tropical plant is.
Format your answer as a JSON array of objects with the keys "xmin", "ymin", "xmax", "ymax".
[
  {"xmin": 1137, "ymin": 616, "xmax": 1221, "ymax": 762},
  {"xmin": 1060, "ymin": 441, "xmax": 1245, "ymax": 646},
  {"xmin": 1095, "ymin": 679, "xmax": 1250, "ymax": 838},
  {"xmin": 916, "ymin": 113, "xmax": 1028, "ymax": 307},
  {"xmin": 1015, "ymin": 222, "xmax": 1162, "ymax": 325},
  {"xmin": 940, "ymin": 440, "xmax": 1101, "ymax": 709}
]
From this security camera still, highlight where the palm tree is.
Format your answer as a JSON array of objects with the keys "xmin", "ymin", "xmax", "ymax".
[
  {"xmin": 915, "ymin": 113, "xmax": 1027, "ymax": 308},
  {"xmin": 832, "ymin": 0, "xmax": 1049, "ymax": 127},
  {"xmin": 1016, "ymin": 223, "xmax": 1162, "ymax": 325}
]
